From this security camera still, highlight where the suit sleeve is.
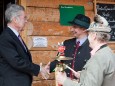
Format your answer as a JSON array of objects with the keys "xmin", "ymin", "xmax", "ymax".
[
  {"xmin": 50, "ymin": 60, "xmax": 59, "ymax": 73},
  {"xmin": 0, "ymin": 38, "xmax": 40, "ymax": 76}
]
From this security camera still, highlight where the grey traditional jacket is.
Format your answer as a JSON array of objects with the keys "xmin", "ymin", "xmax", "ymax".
[{"xmin": 64, "ymin": 45, "xmax": 115, "ymax": 86}]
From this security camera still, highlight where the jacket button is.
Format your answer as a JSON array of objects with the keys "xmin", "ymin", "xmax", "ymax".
[
  {"xmin": 84, "ymin": 59, "xmax": 87, "ymax": 62},
  {"xmin": 78, "ymin": 52, "xmax": 80, "ymax": 54}
]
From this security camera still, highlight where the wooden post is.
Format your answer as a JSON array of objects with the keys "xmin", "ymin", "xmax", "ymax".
[
  {"xmin": 18, "ymin": 0, "xmax": 26, "ymax": 10},
  {"xmin": 94, "ymin": 0, "xmax": 97, "ymax": 15},
  {"xmin": 18, "ymin": 0, "xmax": 27, "ymax": 44}
]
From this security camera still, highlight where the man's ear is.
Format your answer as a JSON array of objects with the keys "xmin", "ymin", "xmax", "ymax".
[
  {"xmin": 15, "ymin": 17, "xmax": 19, "ymax": 22},
  {"xmin": 94, "ymin": 32, "xmax": 97, "ymax": 40},
  {"xmin": 12, "ymin": 17, "xmax": 16, "ymax": 23},
  {"xmin": 13, "ymin": 17, "xmax": 19, "ymax": 23}
]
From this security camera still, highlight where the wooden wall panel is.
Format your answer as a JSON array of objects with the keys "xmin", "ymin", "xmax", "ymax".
[
  {"xmin": 27, "ymin": 7, "xmax": 94, "ymax": 22},
  {"xmin": 31, "ymin": 51, "xmax": 57, "ymax": 64},
  {"xmin": 96, "ymin": 1, "xmax": 115, "ymax": 4},
  {"xmin": 26, "ymin": 22, "xmax": 72, "ymax": 36},
  {"xmin": 33, "ymin": 71, "xmax": 55, "ymax": 81},
  {"xmin": 108, "ymin": 42, "xmax": 115, "ymax": 50},
  {"xmin": 27, "ymin": 36, "xmax": 72, "ymax": 50},
  {"xmin": 27, "ymin": 7, "xmax": 59, "ymax": 22},
  {"xmin": 33, "ymin": 72, "xmax": 55, "ymax": 81},
  {"xmin": 97, "ymin": 0, "xmax": 115, "ymax": 2},
  {"xmin": 85, "ymin": 11, "xmax": 95, "ymax": 22},
  {"xmin": 26, "ymin": 0, "xmax": 93, "ymax": 11},
  {"xmin": 32, "ymin": 80, "xmax": 55, "ymax": 86}
]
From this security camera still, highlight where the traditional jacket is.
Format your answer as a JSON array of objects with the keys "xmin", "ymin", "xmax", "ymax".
[
  {"xmin": 50, "ymin": 38, "xmax": 91, "ymax": 78},
  {"xmin": 63, "ymin": 45, "xmax": 115, "ymax": 86}
]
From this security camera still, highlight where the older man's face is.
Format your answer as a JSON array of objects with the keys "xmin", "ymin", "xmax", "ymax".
[
  {"xmin": 13, "ymin": 11, "xmax": 28, "ymax": 33},
  {"xmin": 88, "ymin": 32, "xmax": 96, "ymax": 48}
]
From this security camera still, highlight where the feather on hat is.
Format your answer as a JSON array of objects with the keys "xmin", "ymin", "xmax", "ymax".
[{"xmin": 87, "ymin": 14, "xmax": 111, "ymax": 32}]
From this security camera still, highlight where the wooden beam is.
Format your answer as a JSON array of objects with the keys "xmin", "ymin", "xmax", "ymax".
[
  {"xmin": 96, "ymin": 1, "xmax": 115, "ymax": 4},
  {"xmin": 26, "ymin": 0, "xmax": 93, "ymax": 11}
]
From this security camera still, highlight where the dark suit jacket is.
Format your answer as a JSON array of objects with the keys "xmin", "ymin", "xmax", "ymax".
[
  {"xmin": 50, "ymin": 38, "xmax": 91, "ymax": 78},
  {"xmin": 0, "ymin": 27, "xmax": 40, "ymax": 86}
]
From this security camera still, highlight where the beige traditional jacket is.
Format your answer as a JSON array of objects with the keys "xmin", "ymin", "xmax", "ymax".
[{"xmin": 63, "ymin": 46, "xmax": 115, "ymax": 86}]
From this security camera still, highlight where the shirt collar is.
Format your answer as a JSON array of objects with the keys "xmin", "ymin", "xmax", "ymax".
[
  {"xmin": 90, "ymin": 43, "xmax": 107, "ymax": 56},
  {"xmin": 8, "ymin": 26, "xmax": 19, "ymax": 37},
  {"xmin": 76, "ymin": 36, "xmax": 87, "ymax": 46}
]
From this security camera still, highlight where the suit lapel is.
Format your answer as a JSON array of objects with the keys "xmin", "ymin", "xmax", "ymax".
[
  {"xmin": 6, "ymin": 27, "xmax": 28, "ymax": 53},
  {"xmin": 5, "ymin": 27, "xmax": 32, "ymax": 61}
]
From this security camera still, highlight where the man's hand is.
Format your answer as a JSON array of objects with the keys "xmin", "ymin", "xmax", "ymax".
[
  {"xmin": 44, "ymin": 62, "xmax": 50, "ymax": 74},
  {"xmin": 56, "ymin": 71, "xmax": 67, "ymax": 85},
  {"xmin": 73, "ymin": 71, "xmax": 81, "ymax": 79},
  {"xmin": 63, "ymin": 64, "xmax": 80, "ymax": 79},
  {"xmin": 40, "ymin": 63, "xmax": 49, "ymax": 80}
]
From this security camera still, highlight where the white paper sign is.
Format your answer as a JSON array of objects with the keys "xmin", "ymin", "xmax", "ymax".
[{"xmin": 33, "ymin": 37, "xmax": 47, "ymax": 47}]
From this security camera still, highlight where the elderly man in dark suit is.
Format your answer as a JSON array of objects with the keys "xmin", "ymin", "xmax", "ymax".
[
  {"xmin": 56, "ymin": 15, "xmax": 115, "ymax": 86},
  {"xmin": 49, "ymin": 14, "xmax": 91, "ymax": 79},
  {"xmin": 0, "ymin": 4, "xmax": 48, "ymax": 86}
]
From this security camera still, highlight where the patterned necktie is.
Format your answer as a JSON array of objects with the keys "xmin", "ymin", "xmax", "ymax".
[
  {"xmin": 70, "ymin": 41, "xmax": 80, "ymax": 79},
  {"xmin": 18, "ymin": 35, "xmax": 27, "ymax": 51}
]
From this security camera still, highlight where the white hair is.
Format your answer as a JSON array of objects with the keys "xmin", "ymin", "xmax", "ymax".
[{"xmin": 5, "ymin": 4, "xmax": 25, "ymax": 23}]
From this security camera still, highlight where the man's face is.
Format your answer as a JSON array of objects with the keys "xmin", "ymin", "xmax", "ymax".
[
  {"xmin": 15, "ymin": 11, "xmax": 27, "ymax": 32},
  {"xmin": 70, "ymin": 25, "xmax": 85, "ymax": 38},
  {"xmin": 88, "ymin": 31, "xmax": 96, "ymax": 48}
]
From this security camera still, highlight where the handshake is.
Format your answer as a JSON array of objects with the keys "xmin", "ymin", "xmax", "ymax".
[
  {"xmin": 40, "ymin": 62, "xmax": 50, "ymax": 80},
  {"xmin": 39, "ymin": 62, "xmax": 81, "ymax": 80}
]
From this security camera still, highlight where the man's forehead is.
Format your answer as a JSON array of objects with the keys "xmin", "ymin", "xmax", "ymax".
[{"xmin": 72, "ymin": 25, "xmax": 81, "ymax": 28}]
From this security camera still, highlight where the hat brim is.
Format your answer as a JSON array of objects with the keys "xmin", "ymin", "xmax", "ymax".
[
  {"xmin": 87, "ymin": 27, "xmax": 111, "ymax": 33},
  {"xmin": 68, "ymin": 21, "xmax": 88, "ymax": 29}
]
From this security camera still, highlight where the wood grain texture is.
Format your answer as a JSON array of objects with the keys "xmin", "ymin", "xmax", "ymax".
[
  {"xmin": 108, "ymin": 42, "xmax": 115, "ymax": 50},
  {"xmin": 27, "ymin": 7, "xmax": 94, "ymax": 22},
  {"xmin": 26, "ymin": 22, "xmax": 73, "ymax": 36},
  {"xmin": 27, "ymin": 7, "xmax": 59, "ymax": 22},
  {"xmin": 27, "ymin": 36, "xmax": 72, "ymax": 50},
  {"xmin": 31, "ymin": 51, "xmax": 57, "ymax": 64},
  {"xmin": 32, "ymin": 80, "xmax": 55, "ymax": 86},
  {"xmin": 26, "ymin": 0, "xmax": 93, "ymax": 11}
]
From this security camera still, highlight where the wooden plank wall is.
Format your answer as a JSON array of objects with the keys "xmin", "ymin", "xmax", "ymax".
[{"xmin": 20, "ymin": 0, "xmax": 115, "ymax": 86}]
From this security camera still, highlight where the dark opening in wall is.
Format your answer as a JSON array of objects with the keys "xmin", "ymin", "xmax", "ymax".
[{"xmin": 0, "ymin": 0, "xmax": 17, "ymax": 34}]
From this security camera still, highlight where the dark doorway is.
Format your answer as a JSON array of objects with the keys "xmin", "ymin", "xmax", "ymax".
[{"xmin": 0, "ymin": 0, "xmax": 18, "ymax": 34}]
